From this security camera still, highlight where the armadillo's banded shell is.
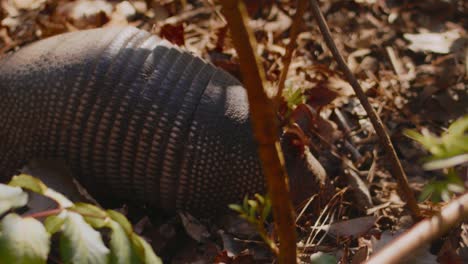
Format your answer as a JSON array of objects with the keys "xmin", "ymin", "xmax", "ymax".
[{"xmin": 0, "ymin": 27, "xmax": 264, "ymax": 214}]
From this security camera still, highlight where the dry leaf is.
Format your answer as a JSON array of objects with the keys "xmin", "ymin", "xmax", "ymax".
[
  {"xmin": 57, "ymin": 0, "xmax": 112, "ymax": 29},
  {"xmin": 404, "ymin": 30, "xmax": 461, "ymax": 54},
  {"xmin": 312, "ymin": 216, "xmax": 377, "ymax": 239},
  {"xmin": 160, "ymin": 22, "xmax": 185, "ymax": 46},
  {"xmin": 372, "ymin": 230, "xmax": 438, "ymax": 264},
  {"xmin": 13, "ymin": 0, "xmax": 45, "ymax": 10},
  {"xmin": 179, "ymin": 212, "xmax": 210, "ymax": 243}
]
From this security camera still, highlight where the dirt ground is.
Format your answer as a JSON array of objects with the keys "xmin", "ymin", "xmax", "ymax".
[{"xmin": 1, "ymin": 0, "xmax": 466, "ymax": 263}]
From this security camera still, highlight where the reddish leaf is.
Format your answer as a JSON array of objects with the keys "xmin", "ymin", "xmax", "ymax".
[
  {"xmin": 214, "ymin": 25, "xmax": 228, "ymax": 52},
  {"xmin": 305, "ymin": 80, "xmax": 339, "ymax": 109},
  {"xmin": 160, "ymin": 23, "xmax": 185, "ymax": 46},
  {"xmin": 214, "ymin": 250, "xmax": 233, "ymax": 264},
  {"xmin": 208, "ymin": 52, "xmax": 241, "ymax": 80}
]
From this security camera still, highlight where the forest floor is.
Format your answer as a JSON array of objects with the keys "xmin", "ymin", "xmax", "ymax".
[{"xmin": 1, "ymin": 0, "xmax": 466, "ymax": 263}]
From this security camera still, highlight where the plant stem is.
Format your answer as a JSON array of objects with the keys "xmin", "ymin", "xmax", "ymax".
[
  {"xmin": 23, "ymin": 208, "xmax": 63, "ymax": 219},
  {"xmin": 256, "ymin": 222, "xmax": 280, "ymax": 256},
  {"xmin": 367, "ymin": 192, "xmax": 468, "ymax": 263},
  {"xmin": 219, "ymin": 1, "xmax": 298, "ymax": 263},
  {"xmin": 309, "ymin": 0, "xmax": 421, "ymax": 221},
  {"xmin": 275, "ymin": 0, "xmax": 308, "ymax": 104}
]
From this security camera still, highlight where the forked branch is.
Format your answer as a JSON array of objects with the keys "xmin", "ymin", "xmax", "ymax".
[{"xmin": 219, "ymin": 0, "xmax": 298, "ymax": 263}]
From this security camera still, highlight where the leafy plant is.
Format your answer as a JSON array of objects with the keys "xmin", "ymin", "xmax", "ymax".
[
  {"xmin": 404, "ymin": 115, "xmax": 468, "ymax": 202},
  {"xmin": 229, "ymin": 194, "xmax": 277, "ymax": 254},
  {"xmin": 418, "ymin": 169, "xmax": 465, "ymax": 202},
  {"xmin": 280, "ymin": 84, "xmax": 306, "ymax": 120},
  {"xmin": 404, "ymin": 115, "xmax": 468, "ymax": 170},
  {"xmin": 310, "ymin": 252, "xmax": 338, "ymax": 264},
  {"xmin": 0, "ymin": 174, "xmax": 162, "ymax": 264},
  {"xmin": 283, "ymin": 84, "xmax": 306, "ymax": 111}
]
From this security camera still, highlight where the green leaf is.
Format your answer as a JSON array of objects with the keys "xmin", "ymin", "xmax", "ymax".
[
  {"xmin": 419, "ymin": 184, "xmax": 435, "ymax": 202},
  {"xmin": 447, "ymin": 115, "xmax": 468, "ymax": 136},
  {"xmin": 107, "ymin": 210, "xmax": 133, "ymax": 234},
  {"xmin": 110, "ymin": 221, "xmax": 162, "ymax": 264},
  {"xmin": 60, "ymin": 212, "xmax": 110, "ymax": 264},
  {"xmin": 108, "ymin": 220, "xmax": 139, "ymax": 264},
  {"xmin": 0, "ymin": 184, "xmax": 28, "ymax": 215},
  {"xmin": 423, "ymin": 154, "xmax": 468, "ymax": 170},
  {"xmin": 44, "ymin": 188, "xmax": 73, "ymax": 208},
  {"xmin": 130, "ymin": 233, "xmax": 146, "ymax": 261},
  {"xmin": 44, "ymin": 214, "xmax": 66, "ymax": 235},
  {"xmin": 404, "ymin": 129, "xmax": 442, "ymax": 155},
  {"xmin": 310, "ymin": 252, "xmax": 338, "ymax": 264},
  {"xmin": 71, "ymin": 203, "xmax": 108, "ymax": 228},
  {"xmin": 132, "ymin": 235, "xmax": 162, "ymax": 264},
  {"xmin": 247, "ymin": 200, "xmax": 258, "ymax": 218},
  {"xmin": 8, "ymin": 174, "xmax": 73, "ymax": 208},
  {"xmin": 255, "ymin": 193, "xmax": 265, "ymax": 204},
  {"xmin": 0, "ymin": 213, "xmax": 50, "ymax": 264},
  {"xmin": 405, "ymin": 116, "xmax": 468, "ymax": 166},
  {"xmin": 243, "ymin": 196, "xmax": 249, "ymax": 211},
  {"xmin": 418, "ymin": 172, "xmax": 465, "ymax": 203},
  {"xmin": 228, "ymin": 204, "xmax": 243, "ymax": 213},
  {"xmin": 107, "ymin": 210, "xmax": 162, "ymax": 263},
  {"xmin": 262, "ymin": 198, "xmax": 272, "ymax": 220},
  {"xmin": 8, "ymin": 174, "xmax": 48, "ymax": 194},
  {"xmin": 283, "ymin": 86, "xmax": 305, "ymax": 110}
]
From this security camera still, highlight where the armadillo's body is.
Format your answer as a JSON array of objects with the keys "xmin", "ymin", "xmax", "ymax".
[{"xmin": 0, "ymin": 26, "xmax": 265, "ymax": 214}]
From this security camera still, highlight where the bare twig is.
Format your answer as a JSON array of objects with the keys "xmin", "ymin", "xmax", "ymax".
[
  {"xmin": 163, "ymin": 6, "xmax": 220, "ymax": 25},
  {"xmin": 275, "ymin": 0, "xmax": 308, "ymax": 103},
  {"xmin": 367, "ymin": 192, "xmax": 468, "ymax": 264},
  {"xmin": 308, "ymin": 0, "xmax": 421, "ymax": 221},
  {"xmin": 386, "ymin": 46, "xmax": 409, "ymax": 90},
  {"xmin": 23, "ymin": 208, "xmax": 63, "ymax": 219},
  {"xmin": 219, "ymin": 1, "xmax": 297, "ymax": 263}
]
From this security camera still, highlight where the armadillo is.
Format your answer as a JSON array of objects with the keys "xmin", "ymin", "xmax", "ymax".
[{"xmin": 0, "ymin": 26, "xmax": 307, "ymax": 214}]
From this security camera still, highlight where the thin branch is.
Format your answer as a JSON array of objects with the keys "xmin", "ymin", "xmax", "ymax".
[
  {"xmin": 219, "ymin": 1, "xmax": 297, "ymax": 263},
  {"xmin": 367, "ymin": 192, "xmax": 468, "ymax": 264},
  {"xmin": 256, "ymin": 221, "xmax": 280, "ymax": 256},
  {"xmin": 23, "ymin": 208, "xmax": 63, "ymax": 219},
  {"xmin": 308, "ymin": 0, "xmax": 421, "ymax": 221},
  {"xmin": 275, "ymin": 0, "xmax": 308, "ymax": 103}
]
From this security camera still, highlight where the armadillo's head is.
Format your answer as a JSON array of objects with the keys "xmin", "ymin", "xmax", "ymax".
[
  {"xmin": 281, "ymin": 133, "xmax": 324, "ymax": 207},
  {"xmin": 279, "ymin": 103, "xmax": 330, "ymax": 206},
  {"xmin": 175, "ymin": 67, "xmax": 320, "ymax": 214}
]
